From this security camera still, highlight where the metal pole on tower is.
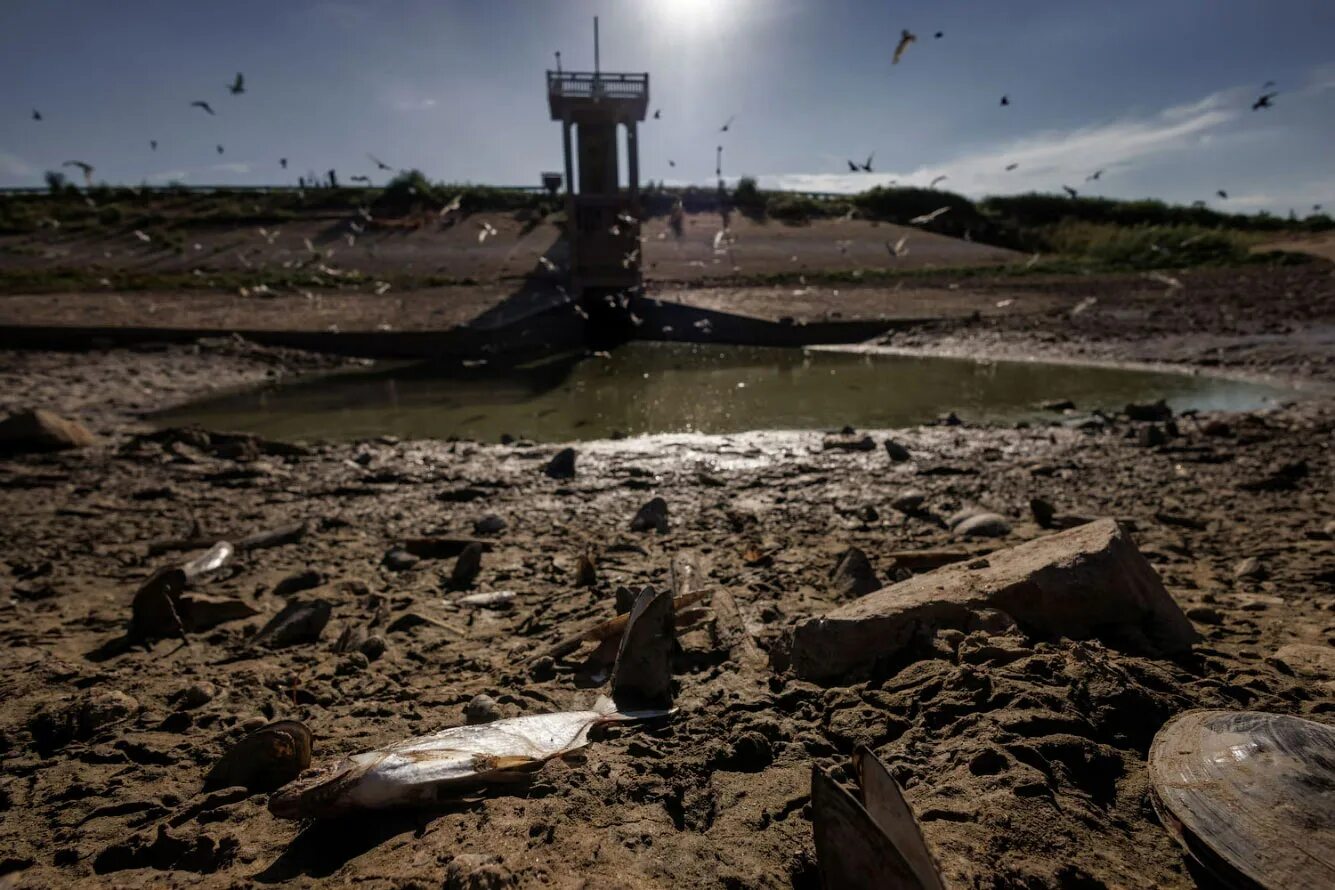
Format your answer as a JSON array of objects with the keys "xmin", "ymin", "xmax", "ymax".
[{"xmin": 594, "ymin": 16, "xmax": 600, "ymax": 74}]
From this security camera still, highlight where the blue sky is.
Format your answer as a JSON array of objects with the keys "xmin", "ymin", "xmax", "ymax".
[{"xmin": 3, "ymin": 0, "xmax": 1334, "ymax": 213}]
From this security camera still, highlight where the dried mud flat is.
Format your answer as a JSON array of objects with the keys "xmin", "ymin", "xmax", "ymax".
[{"xmin": 1, "ymin": 277, "xmax": 1333, "ymax": 888}]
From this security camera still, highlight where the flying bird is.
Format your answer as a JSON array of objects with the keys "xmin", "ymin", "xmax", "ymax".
[
  {"xmin": 1314, "ymin": 204, "xmax": 1324, "ymax": 212},
  {"xmin": 350, "ymin": 175, "xmax": 371, "ymax": 184},
  {"xmin": 367, "ymin": 153, "xmax": 392, "ymax": 171},
  {"xmin": 934, "ymin": 31, "xmax": 944, "ymax": 39},
  {"xmin": 149, "ymin": 140, "xmax": 158, "ymax": 151},
  {"xmin": 216, "ymin": 144, "xmax": 224, "ymax": 154},
  {"xmin": 191, "ymin": 100, "xmax": 215, "ymax": 115},
  {"xmin": 893, "ymin": 29, "xmax": 916, "ymax": 64},
  {"xmin": 1062, "ymin": 185, "xmax": 1078, "ymax": 198},
  {"xmin": 653, "ymin": 109, "xmax": 661, "ymax": 119},
  {"xmin": 1004, "ymin": 163, "xmax": 1019, "ymax": 171},
  {"xmin": 1216, "ymin": 190, "xmax": 1228, "ymax": 199},
  {"xmin": 860, "ymin": 153, "xmax": 874, "ymax": 172},
  {"xmin": 229, "ymin": 73, "xmax": 245, "ymax": 95},
  {"xmin": 1000, "ymin": 95, "xmax": 1010, "ymax": 106},
  {"xmin": 910, "ymin": 207, "xmax": 951, "ymax": 225},
  {"xmin": 929, "ymin": 174, "xmax": 947, "ymax": 188},
  {"xmin": 1252, "ymin": 91, "xmax": 1277, "ymax": 110},
  {"xmin": 62, "ymin": 160, "xmax": 94, "ymax": 184},
  {"xmin": 887, "ymin": 235, "xmax": 910, "ymax": 257},
  {"xmin": 31, "ymin": 108, "xmax": 42, "ymax": 121},
  {"xmin": 668, "ymin": 160, "xmax": 676, "ymax": 167},
  {"xmin": 280, "ymin": 158, "xmax": 288, "ymax": 169},
  {"xmin": 1086, "ymin": 169, "xmax": 1103, "ymax": 181},
  {"xmin": 1262, "ymin": 80, "xmax": 1276, "ymax": 89},
  {"xmin": 720, "ymin": 115, "xmax": 736, "ymax": 132},
  {"xmin": 847, "ymin": 160, "xmax": 860, "ymax": 172}
]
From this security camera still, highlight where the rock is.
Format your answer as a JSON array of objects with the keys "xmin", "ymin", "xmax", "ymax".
[
  {"xmin": 830, "ymin": 547, "xmax": 881, "ymax": 598},
  {"xmin": 939, "ymin": 412, "xmax": 963, "ymax": 426},
  {"xmin": 1138, "ymin": 424, "xmax": 1167, "ymax": 448},
  {"xmin": 823, "ymin": 432, "xmax": 876, "ymax": 452},
  {"xmin": 443, "ymin": 853, "xmax": 517, "ymax": 890},
  {"xmin": 179, "ymin": 592, "xmax": 259, "ymax": 631},
  {"xmin": 464, "ymin": 694, "xmax": 502, "ymax": 725},
  {"xmin": 1202, "ymin": 419, "xmax": 1232, "ymax": 437},
  {"xmin": 1239, "ymin": 460, "xmax": 1308, "ymax": 492},
  {"xmin": 884, "ymin": 439, "xmax": 911, "ymax": 462},
  {"xmin": 544, "ymin": 447, "xmax": 576, "ymax": 479},
  {"xmin": 0, "ymin": 409, "xmax": 95, "ymax": 454},
  {"xmin": 1186, "ymin": 605, "xmax": 1222, "ymax": 624},
  {"xmin": 630, "ymin": 497, "xmax": 669, "ymax": 534},
  {"xmin": 614, "ymin": 585, "xmax": 638, "ymax": 615},
  {"xmin": 1268, "ymin": 644, "xmax": 1335, "ymax": 681},
  {"xmin": 1126, "ymin": 399, "xmax": 1172, "ymax": 422},
  {"xmin": 359, "ymin": 634, "xmax": 387, "ymax": 661},
  {"xmin": 611, "ymin": 587, "xmax": 674, "ymax": 709},
  {"xmin": 382, "ymin": 548, "xmax": 419, "ymax": 572},
  {"xmin": 891, "ymin": 490, "xmax": 927, "ymax": 514},
  {"xmin": 438, "ymin": 486, "xmax": 489, "ymax": 503},
  {"xmin": 29, "ymin": 690, "xmax": 139, "ymax": 754},
  {"xmin": 250, "ymin": 598, "xmax": 332, "ymax": 648},
  {"xmin": 954, "ymin": 513, "xmax": 1011, "ymax": 538},
  {"xmin": 448, "ymin": 542, "xmax": 484, "ymax": 590},
  {"xmin": 789, "ymin": 519, "xmax": 1198, "ymax": 682},
  {"xmin": 529, "ymin": 655, "xmax": 556, "ymax": 681},
  {"xmin": 93, "ymin": 824, "xmax": 238, "ymax": 875},
  {"xmin": 1030, "ymin": 497, "xmax": 1057, "ymax": 528},
  {"xmin": 575, "ymin": 551, "xmax": 597, "ymax": 588},
  {"xmin": 178, "ymin": 682, "xmax": 217, "ymax": 710},
  {"xmin": 332, "ymin": 623, "xmax": 368, "ymax": 654},
  {"xmin": 1041, "ymin": 399, "xmax": 1076, "ymax": 412},
  {"xmin": 1233, "ymin": 557, "xmax": 1268, "ymax": 581},
  {"xmin": 272, "ymin": 569, "xmax": 324, "ymax": 597},
  {"xmin": 472, "ymin": 514, "xmax": 507, "ymax": 535},
  {"xmin": 203, "ymin": 720, "xmax": 311, "ymax": 792}
]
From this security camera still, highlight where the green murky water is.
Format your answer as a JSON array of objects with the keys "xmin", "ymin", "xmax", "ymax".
[{"xmin": 157, "ymin": 343, "xmax": 1292, "ymax": 442}]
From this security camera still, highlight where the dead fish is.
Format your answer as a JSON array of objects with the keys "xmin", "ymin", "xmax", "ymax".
[
  {"xmin": 457, "ymin": 590, "xmax": 515, "ymax": 609},
  {"xmin": 269, "ymin": 696, "xmax": 672, "ymax": 819}
]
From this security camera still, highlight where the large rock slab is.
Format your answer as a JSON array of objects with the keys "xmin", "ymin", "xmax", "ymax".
[{"xmin": 789, "ymin": 519, "xmax": 1197, "ymax": 682}]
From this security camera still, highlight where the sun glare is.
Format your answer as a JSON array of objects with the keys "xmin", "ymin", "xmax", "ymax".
[{"xmin": 650, "ymin": 0, "xmax": 739, "ymax": 34}]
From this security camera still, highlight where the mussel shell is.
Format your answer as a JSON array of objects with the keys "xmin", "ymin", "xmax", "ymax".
[
  {"xmin": 204, "ymin": 719, "xmax": 312, "ymax": 792},
  {"xmin": 1148, "ymin": 709, "xmax": 1335, "ymax": 889}
]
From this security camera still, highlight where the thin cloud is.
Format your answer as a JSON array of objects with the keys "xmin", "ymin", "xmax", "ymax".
[
  {"xmin": 775, "ymin": 86, "xmax": 1247, "ymax": 196},
  {"xmin": 0, "ymin": 151, "xmax": 35, "ymax": 178}
]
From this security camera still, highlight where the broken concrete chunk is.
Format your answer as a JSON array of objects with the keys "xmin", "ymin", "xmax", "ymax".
[
  {"xmin": 790, "ymin": 519, "xmax": 1197, "ymax": 682},
  {"xmin": 0, "ymin": 409, "xmax": 95, "ymax": 454}
]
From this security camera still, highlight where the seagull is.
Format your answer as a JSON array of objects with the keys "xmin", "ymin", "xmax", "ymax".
[
  {"xmin": 1086, "ymin": 169, "xmax": 1104, "ymax": 181},
  {"xmin": 653, "ymin": 109, "xmax": 661, "ymax": 119},
  {"xmin": 191, "ymin": 100, "xmax": 215, "ymax": 115},
  {"xmin": 848, "ymin": 160, "xmax": 860, "ymax": 172},
  {"xmin": 1062, "ymin": 185, "xmax": 1078, "ymax": 198},
  {"xmin": 1217, "ymin": 190, "xmax": 1228, "ymax": 199},
  {"xmin": 1000, "ymin": 95, "xmax": 1010, "ymax": 106},
  {"xmin": 861, "ymin": 153, "xmax": 874, "ymax": 172},
  {"xmin": 668, "ymin": 160, "xmax": 676, "ymax": 167},
  {"xmin": 31, "ymin": 108, "xmax": 42, "ymax": 121},
  {"xmin": 150, "ymin": 140, "xmax": 158, "ymax": 151},
  {"xmin": 350, "ymin": 175, "xmax": 371, "ymax": 184},
  {"xmin": 1262, "ymin": 80, "xmax": 1276, "ymax": 89},
  {"xmin": 887, "ymin": 235, "xmax": 910, "ymax": 257},
  {"xmin": 720, "ymin": 115, "xmax": 736, "ymax": 132},
  {"xmin": 934, "ymin": 31, "xmax": 944, "ymax": 39},
  {"xmin": 893, "ymin": 29, "xmax": 916, "ymax": 64},
  {"xmin": 1315, "ymin": 204, "xmax": 1324, "ymax": 212},
  {"xmin": 367, "ymin": 153, "xmax": 392, "ymax": 171},
  {"xmin": 929, "ymin": 174, "xmax": 947, "ymax": 188},
  {"xmin": 62, "ymin": 160, "xmax": 94, "ymax": 185},
  {"xmin": 1005, "ymin": 163, "xmax": 1019, "ymax": 171},
  {"xmin": 910, "ymin": 207, "xmax": 951, "ymax": 225},
  {"xmin": 280, "ymin": 158, "xmax": 288, "ymax": 169},
  {"xmin": 216, "ymin": 144, "xmax": 224, "ymax": 154},
  {"xmin": 229, "ymin": 73, "xmax": 245, "ymax": 95},
  {"xmin": 1252, "ymin": 92, "xmax": 1277, "ymax": 110}
]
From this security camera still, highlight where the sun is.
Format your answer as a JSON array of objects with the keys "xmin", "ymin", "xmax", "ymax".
[{"xmin": 649, "ymin": 0, "xmax": 738, "ymax": 35}]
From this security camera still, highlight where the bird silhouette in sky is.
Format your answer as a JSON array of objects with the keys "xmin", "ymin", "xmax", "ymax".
[
  {"xmin": 1314, "ymin": 204, "xmax": 1323, "ymax": 212},
  {"xmin": 893, "ymin": 29, "xmax": 916, "ymax": 64},
  {"xmin": 1086, "ymin": 169, "xmax": 1104, "ymax": 181},
  {"xmin": 1252, "ymin": 92, "xmax": 1277, "ymax": 110},
  {"xmin": 929, "ymin": 174, "xmax": 947, "ymax": 188},
  {"xmin": 847, "ymin": 160, "xmax": 860, "ymax": 172},
  {"xmin": 668, "ymin": 160, "xmax": 676, "ymax": 167},
  {"xmin": 861, "ymin": 153, "xmax": 874, "ymax": 172},
  {"xmin": 216, "ymin": 144, "xmax": 224, "ymax": 154},
  {"xmin": 150, "ymin": 140, "xmax": 157, "ymax": 151},
  {"xmin": 653, "ymin": 109, "xmax": 661, "ymax": 119},
  {"xmin": 1005, "ymin": 163, "xmax": 1019, "ymax": 171},
  {"xmin": 720, "ymin": 115, "xmax": 736, "ymax": 132},
  {"xmin": 62, "ymin": 160, "xmax": 94, "ymax": 185},
  {"xmin": 1062, "ymin": 185, "xmax": 1078, "ymax": 198},
  {"xmin": 1217, "ymin": 190, "xmax": 1228, "ymax": 199},
  {"xmin": 229, "ymin": 73, "xmax": 245, "ymax": 95},
  {"xmin": 280, "ymin": 158, "xmax": 288, "ymax": 169},
  {"xmin": 934, "ymin": 31, "xmax": 943, "ymax": 39},
  {"xmin": 1262, "ymin": 80, "xmax": 1276, "ymax": 89},
  {"xmin": 31, "ymin": 108, "xmax": 42, "ymax": 121},
  {"xmin": 350, "ymin": 175, "xmax": 371, "ymax": 184},
  {"xmin": 1000, "ymin": 95, "xmax": 1010, "ymax": 106},
  {"xmin": 191, "ymin": 100, "xmax": 215, "ymax": 115},
  {"xmin": 367, "ymin": 154, "xmax": 393, "ymax": 171}
]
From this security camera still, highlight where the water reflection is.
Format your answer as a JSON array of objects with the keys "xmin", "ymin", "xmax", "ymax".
[{"xmin": 157, "ymin": 343, "xmax": 1291, "ymax": 442}]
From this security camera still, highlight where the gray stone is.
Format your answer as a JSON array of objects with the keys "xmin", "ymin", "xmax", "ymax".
[
  {"xmin": 382, "ymin": 548, "xmax": 419, "ymax": 571},
  {"xmin": 630, "ymin": 497, "xmax": 669, "ymax": 534},
  {"xmin": 359, "ymin": 634, "xmax": 387, "ymax": 661},
  {"xmin": 544, "ymin": 447, "xmax": 576, "ymax": 480},
  {"xmin": 891, "ymin": 490, "xmax": 927, "ymax": 514},
  {"xmin": 179, "ymin": 681, "xmax": 217, "ymax": 709},
  {"xmin": 830, "ymin": 547, "xmax": 881, "ymax": 598},
  {"xmin": 1186, "ymin": 605, "xmax": 1223, "ymax": 625},
  {"xmin": 789, "ymin": 519, "xmax": 1198, "ymax": 682},
  {"xmin": 884, "ymin": 439, "xmax": 911, "ymax": 462},
  {"xmin": 472, "ymin": 514, "xmax": 507, "ymax": 535},
  {"xmin": 823, "ymin": 432, "xmax": 876, "ymax": 452},
  {"xmin": 954, "ymin": 513, "xmax": 1012, "ymax": 538}
]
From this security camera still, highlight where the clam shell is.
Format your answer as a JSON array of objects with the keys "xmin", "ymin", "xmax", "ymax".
[
  {"xmin": 1148, "ymin": 709, "xmax": 1335, "ymax": 889},
  {"xmin": 205, "ymin": 719, "xmax": 312, "ymax": 792}
]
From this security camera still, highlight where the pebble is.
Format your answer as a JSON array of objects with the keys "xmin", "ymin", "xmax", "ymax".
[
  {"xmin": 272, "ymin": 569, "xmax": 324, "ymax": 597},
  {"xmin": 464, "ymin": 694, "xmax": 502, "ymax": 725},
  {"xmin": 630, "ymin": 497, "xmax": 669, "ymax": 533},
  {"xmin": 359, "ymin": 634, "xmax": 387, "ymax": 661},
  {"xmin": 472, "ymin": 514, "xmax": 507, "ymax": 535},
  {"xmin": 179, "ymin": 681, "xmax": 217, "ymax": 710},
  {"xmin": 1233, "ymin": 557, "xmax": 1268, "ymax": 581},
  {"xmin": 884, "ymin": 439, "xmax": 911, "ymax": 462},
  {"xmin": 891, "ymin": 490, "xmax": 926, "ymax": 513},
  {"xmin": 382, "ymin": 548, "xmax": 419, "ymax": 572},
  {"xmin": 1138, "ymin": 424, "xmax": 1167, "ymax": 448},
  {"xmin": 954, "ymin": 513, "xmax": 1012, "ymax": 538},
  {"xmin": 1186, "ymin": 606, "xmax": 1222, "ymax": 624},
  {"xmin": 544, "ymin": 447, "xmax": 576, "ymax": 479}
]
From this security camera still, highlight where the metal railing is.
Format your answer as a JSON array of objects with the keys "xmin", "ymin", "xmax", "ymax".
[{"xmin": 547, "ymin": 71, "xmax": 648, "ymax": 101}]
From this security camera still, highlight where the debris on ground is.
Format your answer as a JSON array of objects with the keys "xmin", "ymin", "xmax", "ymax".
[
  {"xmin": 204, "ymin": 719, "xmax": 312, "ymax": 792},
  {"xmin": 1148, "ymin": 710, "xmax": 1335, "ymax": 889},
  {"xmin": 830, "ymin": 547, "xmax": 881, "ymax": 598},
  {"xmin": 267, "ymin": 697, "xmax": 673, "ymax": 819},
  {"xmin": 249, "ymin": 597, "xmax": 332, "ymax": 648},
  {"xmin": 610, "ymin": 586, "xmax": 674, "ymax": 709},
  {"xmin": 0, "ymin": 408, "xmax": 96, "ymax": 454},
  {"xmin": 788, "ymin": 519, "xmax": 1198, "ymax": 681}
]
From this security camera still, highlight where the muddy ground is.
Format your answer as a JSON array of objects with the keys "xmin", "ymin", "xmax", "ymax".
[{"xmin": 0, "ymin": 263, "xmax": 1332, "ymax": 889}]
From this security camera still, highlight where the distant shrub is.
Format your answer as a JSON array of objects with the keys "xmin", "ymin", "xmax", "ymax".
[
  {"xmin": 766, "ymin": 193, "xmax": 826, "ymax": 223},
  {"xmin": 734, "ymin": 176, "xmax": 765, "ymax": 219},
  {"xmin": 44, "ymin": 170, "xmax": 67, "ymax": 193},
  {"xmin": 1042, "ymin": 221, "xmax": 1256, "ymax": 268}
]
